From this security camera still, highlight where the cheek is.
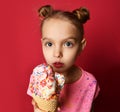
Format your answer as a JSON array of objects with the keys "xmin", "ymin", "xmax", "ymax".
[
  {"xmin": 64, "ymin": 49, "xmax": 79, "ymax": 62},
  {"xmin": 42, "ymin": 48, "xmax": 52, "ymax": 61}
]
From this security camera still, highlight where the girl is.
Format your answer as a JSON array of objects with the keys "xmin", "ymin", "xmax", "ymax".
[{"xmin": 31, "ymin": 5, "xmax": 100, "ymax": 112}]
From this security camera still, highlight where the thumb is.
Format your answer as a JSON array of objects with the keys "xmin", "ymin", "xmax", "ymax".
[
  {"xmin": 34, "ymin": 108, "xmax": 42, "ymax": 112},
  {"xmin": 32, "ymin": 99, "xmax": 39, "ymax": 110}
]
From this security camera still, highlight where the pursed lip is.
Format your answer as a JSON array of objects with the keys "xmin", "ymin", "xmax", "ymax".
[{"xmin": 53, "ymin": 62, "xmax": 64, "ymax": 68}]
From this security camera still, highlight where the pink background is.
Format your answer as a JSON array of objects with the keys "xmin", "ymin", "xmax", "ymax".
[{"xmin": 0, "ymin": 0, "xmax": 120, "ymax": 112}]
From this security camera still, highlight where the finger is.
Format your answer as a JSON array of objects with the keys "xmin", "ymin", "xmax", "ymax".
[
  {"xmin": 32, "ymin": 99, "xmax": 37, "ymax": 107},
  {"xmin": 34, "ymin": 108, "xmax": 42, "ymax": 112},
  {"xmin": 32, "ymin": 99, "xmax": 35, "ymax": 106},
  {"xmin": 32, "ymin": 99, "xmax": 38, "ymax": 109}
]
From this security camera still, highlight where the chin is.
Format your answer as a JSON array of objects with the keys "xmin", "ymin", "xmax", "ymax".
[{"xmin": 53, "ymin": 67, "xmax": 64, "ymax": 73}]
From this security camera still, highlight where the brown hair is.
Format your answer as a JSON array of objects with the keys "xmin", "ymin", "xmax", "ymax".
[{"xmin": 38, "ymin": 5, "xmax": 90, "ymax": 40}]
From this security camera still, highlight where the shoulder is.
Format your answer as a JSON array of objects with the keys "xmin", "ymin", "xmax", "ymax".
[
  {"xmin": 80, "ymin": 68, "xmax": 100, "ymax": 98},
  {"xmin": 82, "ymin": 69, "xmax": 97, "ymax": 81},
  {"xmin": 81, "ymin": 68, "xmax": 98, "ymax": 83}
]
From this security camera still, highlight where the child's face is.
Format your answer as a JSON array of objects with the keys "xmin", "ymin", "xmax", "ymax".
[{"xmin": 41, "ymin": 19, "xmax": 83, "ymax": 73}]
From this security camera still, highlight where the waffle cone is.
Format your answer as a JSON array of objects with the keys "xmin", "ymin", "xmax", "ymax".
[{"xmin": 32, "ymin": 94, "xmax": 58, "ymax": 112}]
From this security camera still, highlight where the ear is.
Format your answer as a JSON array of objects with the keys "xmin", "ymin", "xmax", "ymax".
[
  {"xmin": 77, "ymin": 38, "xmax": 86, "ymax": 55},
  {"xmin": 81, "ymin": 38, "xmax": 86, "ymax": 51}
]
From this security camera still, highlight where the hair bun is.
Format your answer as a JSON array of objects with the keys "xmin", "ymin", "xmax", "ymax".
[
  {"xmin": 73, "ymin": 7, "xmax": 90, "ymax": 24},
  {"xmin": 38, "ymin": 5, "xmax": 53, "ymax": 18}
]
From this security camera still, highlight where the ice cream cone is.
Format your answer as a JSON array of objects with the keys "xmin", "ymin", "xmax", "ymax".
[
  {"xmin": 33, "ymin": 94, "xmax": 58, "ymax": 112},
  {"xmin": 27, "ymin": 64, "xmax": 65, "ymax": 112}
]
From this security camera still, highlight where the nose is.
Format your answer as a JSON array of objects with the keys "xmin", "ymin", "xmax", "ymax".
[{"xmin": 53, "ymin": 46, "xmax": 63, "ymax": 58}]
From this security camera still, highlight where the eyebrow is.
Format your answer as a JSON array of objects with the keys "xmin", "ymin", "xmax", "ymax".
[{"xmin": 42, "ymin": 36, "xmax": 78, "ymax": 41}]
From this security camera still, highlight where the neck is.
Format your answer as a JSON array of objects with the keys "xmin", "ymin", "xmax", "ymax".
[{"xmin": 63, "ymin": 65, "xmax": 82, "ymax": 84}]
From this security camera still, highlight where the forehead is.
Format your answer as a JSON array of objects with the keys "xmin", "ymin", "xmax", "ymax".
[{"xmin": 42, "ymin": 18, "xmax": 80, "ymax": 39}]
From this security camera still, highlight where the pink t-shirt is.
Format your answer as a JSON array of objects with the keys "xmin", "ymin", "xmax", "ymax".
[{"xmin": 58, "ymin": 68, "xmax": 100, "ymax": 112}]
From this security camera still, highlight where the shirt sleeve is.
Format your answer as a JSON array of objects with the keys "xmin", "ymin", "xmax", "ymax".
[{"xmin": 94, "ymin": 82, "xmax": 100, "ymax": 99}]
